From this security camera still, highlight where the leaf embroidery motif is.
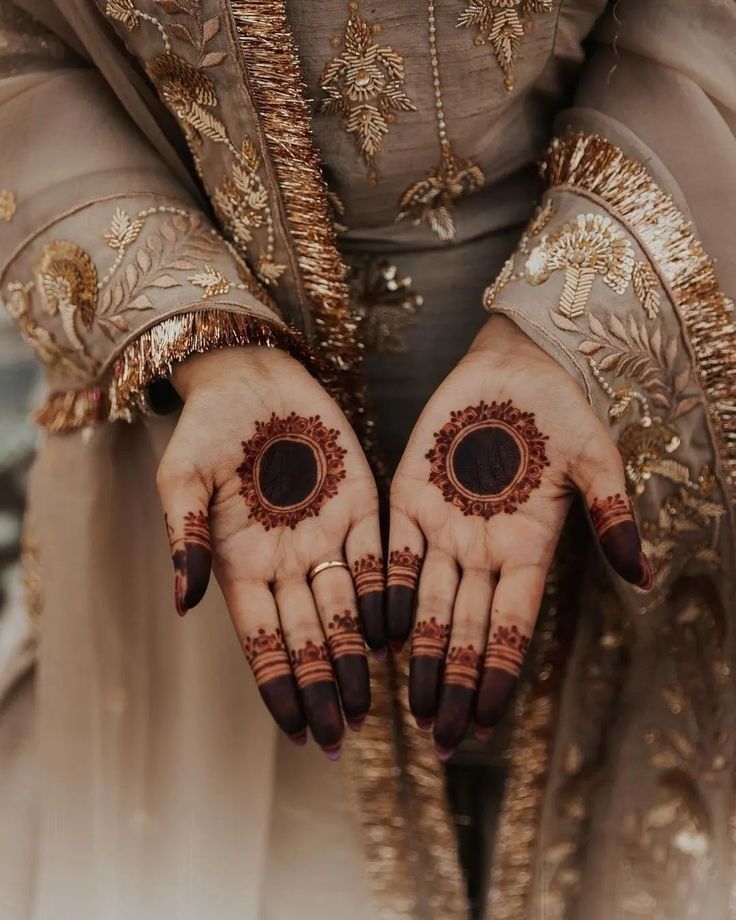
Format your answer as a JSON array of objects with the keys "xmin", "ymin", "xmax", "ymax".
[
  {"xmin": 320, "ymin": 3, "xmax": 416, "ymax": 182},
  {"xmin": 457, "ymin": 0, "xmax": 555, "ymax": 92}
]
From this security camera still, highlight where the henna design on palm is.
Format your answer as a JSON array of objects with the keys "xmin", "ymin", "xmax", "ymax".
[
  {"xmin": 426, "ymin": 400, "xmax": 549, "ymax": 517},
  {"xmin": 237, "ymin": 413, "xmax": 346, "ymax": 530}
]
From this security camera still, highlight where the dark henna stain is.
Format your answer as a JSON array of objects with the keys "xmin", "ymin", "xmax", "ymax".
[
  {"xmin": 590, "ymin": 494, "xmax": 652, "ymax": 589},
  {"xmin": 352, "ymin": 555, "xmax": 387, "ymax": 651},
  {"xmin": 243, "ymin": 628, "xmax": 307, "ymax": 738},
  {"xmin": 475, "ymin": 624, "xmax": 530, "ymax": 729},
  {"xmin": 327, "ymin": 612, "xmax": 370, "ymax": 720},
  {"xmin": 237, "ymin": 413, "xmax": 346, "ymax": 530},
  {"xmin": 290, "ymin": 639, "xmax": 344, "ymax": 750},
  {"xmin": 386, "ymin": 547, "xmax": 422, "ymax": 649},
  {"xmin": 167, "ymin": 510, "xmax": 212, "ymax": 615},
  {"xmin": 426, "ymin": 400, "xmax": 549, "ymax": 518},
  {"xmin": 433, "ymin": 644, "xmax": 482, "ymax": 753},
  {"xmin": 409, "ymin": 617, "xmax": 450, "ymax": 721}
]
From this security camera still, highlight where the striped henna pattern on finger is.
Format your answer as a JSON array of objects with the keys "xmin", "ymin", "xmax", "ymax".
[
  {"xmin": 243, "ymin": 628, "xmax": 293, "ymax": 685},
  {"xmin": 387, "ymin": 547, "xmax": 422, "ymax": 589},
  {"xmin": 483, "ymin": 624, "xmax": 530, "ymax": 676},
  {"xmin": 412, "ymin": 617, "xmax": 451, "ymax": 659},
  {"xmin": 352, "ymin": 555, "xmax": 387, "ymax": 651},
  {"xmin": 590, "ymin": 493, "xmax": 652, "ymax": 589},
  {"xmin": 326, "ymin": 611, "xmax": 366, "ymax": 659},
  {"xmin": 475, "ymin": 624, "xmax": 531, "ymax": 731},
  {"xmin": 290, "ymin": 639, "xmax": 333, "ymax": 689},
  {"xmin": 444, "ymin": 644, "xmax": 482, "ymax": 691},
  {"xmin": 167, "ymin": 510, "xmax": 212, "ymax": 615},
  {"xmin": 243, "ymin": 628, "xmax": 306, "ymax": 741}
]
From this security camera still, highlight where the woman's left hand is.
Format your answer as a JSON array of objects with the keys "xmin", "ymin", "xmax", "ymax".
[{"xmin": 388, "ymin": 315, "xmax": 652, "ymax": 759}]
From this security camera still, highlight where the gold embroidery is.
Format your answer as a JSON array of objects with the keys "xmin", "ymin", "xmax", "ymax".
[
  {"xmin": 525, "ymin": 213, "xmax": 635, "ymax": 319},
  {"xmin": 541, "ymin": 132, "xmax": 736, "ymax": 500},
  {"xmin": 0, "ymin": 189, "xmax": 16, "ymax": 222},
  {"xmin": 34, "ymin": 241, "xmax": 98, "ymax": 353},
  {"xmin": 106, "ymin": 2, "xmax": 284, "ymax": 285},
  {"xmin": 320, "ymin": 3, "xmax": 416, "ymax": 183},
  {"xmin": 457, "ymin": 0, "xmax": 554, "ymax": 92},
  {"xmin": 399, "ymin": 0, "xmax": 486, "ymax": 241},
  {"xmin": 348, "ymin": 257, "xmax": 423, "ymax": 353},
  {"xmin": 4, "ymin": 204, "xmax": 264, "ymax": 377}
]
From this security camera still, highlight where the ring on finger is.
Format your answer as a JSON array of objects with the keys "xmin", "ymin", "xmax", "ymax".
[{"xmin": 308, "ymin": 559, "xmax": 350, "ymax": 585}]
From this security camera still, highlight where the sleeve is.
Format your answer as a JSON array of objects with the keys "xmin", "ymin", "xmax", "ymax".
[
  {"xmin": 484, "ymin": 0, "xmax": 736, "ymax": 589},
  {"xmin": 0, "ymin": 2, "xmax": 310, "ymax": 433}
]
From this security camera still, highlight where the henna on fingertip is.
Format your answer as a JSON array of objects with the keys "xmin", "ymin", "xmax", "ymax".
[
  {"xmin": 409, "ymin": 617, "xmax": 450, "ymax": 724},
  {"xmin": 290, "ymin": 640, "xmax": 345, "ymax": 752},
  {"xmin": 326, "ymin": 611, "xmax": 371, "ymax": 721},
  {"xmin": 590, "ymin": 494, "xmax": 652, "ymax": 590},
  {"xmin": 166, "ymin": 510, "xmax": 212, "ymax": 616},
  {"xmin": 475, "ymin": 624, "xmax": 530, "ymax": 730},
  {"xmin": 352, "ymin": 555, "xmax": 387, "ymax": 652},
  {"xmin": 386, "ymin": 547, "xmax": 422, "ymax": 649},
  {"xmin": 243, "ymin": 628, "xmax": 308, "ymax": 739},
  {"xmin": 433, "ymin": 644, "xmax": 481, "ymax": 754}
]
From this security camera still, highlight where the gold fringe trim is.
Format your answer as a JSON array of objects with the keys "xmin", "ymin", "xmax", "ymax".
[
  {"xmin": 544, "ymin": 132, "xmax": 736, "ymax": 500},
  {"xmin": 230, "ymin": 0, "xmax": 372, "ymax": 446},
  {"xmin": 34, "ymin": 309, "xmax": 313, "ymax": 433},
  {"xmin": 231, "ymin": 5, "xmax": 465, "ymax": 915}
]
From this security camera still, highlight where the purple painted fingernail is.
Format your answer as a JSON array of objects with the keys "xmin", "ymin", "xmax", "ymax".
[
  {"xmin": 323, "ymin": 745, "xmax": 342, "ymax": 761},
  {"xmin": 435, "ymin": 744, "xmax": 455, "ymax": 763},
  {"xmin": 372, "ymin": 647, "xmax": 389, "ymax": 663},
  {"xmin": 288, "ymin": 729, "xmax": 308, "ymax": 746},
  {"xmin": 415, "ymin": 717, "xmax": 434, "ymax": 732}
]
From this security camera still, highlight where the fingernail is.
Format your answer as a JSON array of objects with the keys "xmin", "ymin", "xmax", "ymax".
[
  {"xmin": 415, "ymin": 717, "xmax": 434, "ymax": 732},
  {"xmin": 474, "ymin": 727, "xmax": 493, "ymax": 743},
  {"xmin": 347, "ymin": 717, "xmax": 365, "ymax": 732},
  {"xmin": 323, "ymin": 745, "xmax": 342, "ymax": 761},
  {"xmin": 435, "ymin": 744, "xmax": 455, "ymax": 763},
  {"xmin": 288, "ymin": 729, "xmax": 308, "ymax": 746},
  {"xmin": 372, "ymin": 647, "xmax": 388, "ymax": 663},
  {"xmin": 390, "ymin": 640, "xmax": 405, "ymax": 655},
  {"xmin": 637, "ymin": 554, "xmax": 653, "ymax": 591}
]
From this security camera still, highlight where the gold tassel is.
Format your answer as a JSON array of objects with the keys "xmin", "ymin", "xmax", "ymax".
[
  {"xmin": 34, "ymin": 308, "xmax": 313, "ymax": 432},
  {"xmin": 543, "ymin": 132, "xmax": 736, "ymax": 500}
]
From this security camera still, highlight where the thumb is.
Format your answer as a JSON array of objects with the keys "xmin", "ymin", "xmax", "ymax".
[
  {"xmin": 569, "ymin": 440, "xmax": 653, "ymax": 591},
  {"xmin": 157, "ymin": 462, "xmax": 213, "ymax": 615}
]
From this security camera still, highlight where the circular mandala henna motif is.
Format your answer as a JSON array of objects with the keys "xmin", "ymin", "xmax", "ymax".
[
  {"xmin": 238, "ymin": 412, "xmax": 347, "ymax": 529},
  {"xmin": 426, "ymin": 400, "xmax": 549, "ymax": 518}
]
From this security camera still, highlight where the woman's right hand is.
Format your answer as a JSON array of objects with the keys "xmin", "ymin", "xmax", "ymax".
[{"xmin": 156, "ymin": 344, "xmax": 385, "ymax": 760}]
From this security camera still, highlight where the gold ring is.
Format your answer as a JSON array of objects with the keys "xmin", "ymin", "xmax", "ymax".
[{"xmin": 308, "ymin": 560, "xmax": 349, "ymax": 585}]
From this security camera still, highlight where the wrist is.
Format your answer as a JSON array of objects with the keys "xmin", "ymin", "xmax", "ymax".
[{"xmin": 171, "ymin": 344, "xmax": 298, "ymax": 400}]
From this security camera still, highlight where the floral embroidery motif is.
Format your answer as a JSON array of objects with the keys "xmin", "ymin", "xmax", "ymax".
[
  {"xmin": 348, "ymin": 257, "xmax": 423, "ymax": 353},
  {"xmin": 320, "ymin": 3, "xmax": 416, "ymax": 183},
  {"xmin": 399, "ymin": 148, "xmax": 486, "ymax": 243},
  {"xmin": 525, "ymin": 213, "xmax": 635, "ymax": 319},
  {"xmin": 3, "ymin": 205, "xmax": 255, "ymax": 374},
  {"xmin": 457, "ymin": 0, "xmax": 555, "ymax": 92},
  {"xmin": 104, "ymin": 1, "xmax": 284, "ymax": 285},
  {"xmin": 34, "ymin": 241, "xmax": 98, "ymax": 352},
  {"xmin": 0, "ymin": 189, "xmax": 16, "ymax": 222}
]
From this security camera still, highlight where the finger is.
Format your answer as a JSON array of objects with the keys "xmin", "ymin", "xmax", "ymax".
[
  {"xmin": 408, "ymin": 548, "xmax": 460, "ymax": 730},
  {"xmin": 475, "ymin": 564, "xmax": 545, "ymax": 739},
  {"xmin": 434, "ymin": 569, "xmax": 493, "ymax": 759},
  {"xmin": 274, "ymin": 578, "xmax": 344, "ymax": 759},
  {"xmin": 346, "ymin": 515, "xmax": 387, "ymax": 656},
  {"xmin": 570, "ymin": 445, "xmax": 652, "ymax": 590},
  {"xmin": 386, "ymin": 509, "xmax": 425, "ymax": 652},
  {"xmin": 157, "ymin": 465, "xmax": 212, "ymax": 616},
  {"xmin": 224, "ymin": 580, "xmax": 307, "ymax": 745},
  {"xmin": 310, "ymin": 562, "xmax": 371, "ymax": 730}
]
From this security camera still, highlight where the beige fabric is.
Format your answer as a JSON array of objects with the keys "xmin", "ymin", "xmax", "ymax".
[{"xmin": 0, "ymin": 0, "xmax": 733, "ymax": 918}]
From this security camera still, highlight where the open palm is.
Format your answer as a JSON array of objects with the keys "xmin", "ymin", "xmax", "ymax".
[{"xmin": 389, "ymin": 316, "xmax": 651, "ymax": 758}]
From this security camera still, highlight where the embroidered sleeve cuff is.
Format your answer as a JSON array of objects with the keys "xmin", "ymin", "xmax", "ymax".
[
  {"xmin": 1, "ymin": 195, "xmax": 312, "ymax": 432},
  {"xmin": 484, "ymin": 132, "xmax": 736, "ymax": 499}
]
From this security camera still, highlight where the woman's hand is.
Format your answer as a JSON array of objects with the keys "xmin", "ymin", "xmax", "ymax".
[
  {"xmin": 389, "ymin": 315, "xmax": 651, "ymax": 759},
  {"xmin": 156, "ymin": 345, "xmax": 385, "ymax": 759}
]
